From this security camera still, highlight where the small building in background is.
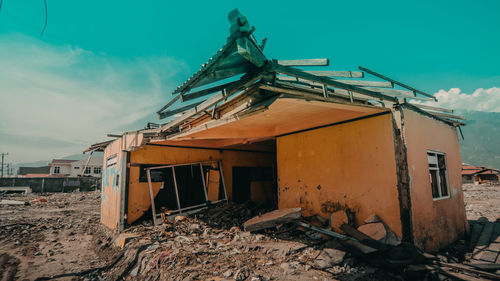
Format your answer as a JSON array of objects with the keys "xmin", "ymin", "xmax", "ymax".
[
  {"xmin": 462, "ymin": 164, "xmax": 500, "ymax": 184},
  {"xmin": 48, "ymin": 157, "xmax": 103, "ymax": 178}
]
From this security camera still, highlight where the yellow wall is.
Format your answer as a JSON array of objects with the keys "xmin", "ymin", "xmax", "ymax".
[
  {"xmin": 127, "ymin": 145, "xmax": 274, "ymax": 224},
  {"xmin": 402, "ymin": 108, "xmax": 467, "ymax": 251},
  {"xmin": 101, "ymin": 138, "xmax": 124, "ymax": 231},
  {"xmin": 276, "ymin": 114, "xmax": 403, "ymax": 236}
]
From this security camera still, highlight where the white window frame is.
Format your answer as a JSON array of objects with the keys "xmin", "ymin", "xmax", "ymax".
[
  {"xmin": 84, "ymin": 167, "xmax": 91, "ymax": 175},
  {"xmin": 54, "ymin": 166, "xmax": 60, "ymax": 174},
  {"xmin": 427, "ymin": 150, "xmax": 450, "ymax": 201},
  {"xmin": 93, "ymin": 167, "xmax": 101, "ymax": 174}
]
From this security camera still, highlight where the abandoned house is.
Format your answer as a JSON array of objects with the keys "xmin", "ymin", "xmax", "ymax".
[
  {"xmin": 462, "ymin": 164, "xmax": 500, "ymax": 184},
  {"xmin": 87, "ymin": 9, "xmax": 469, "ymax": 252}
]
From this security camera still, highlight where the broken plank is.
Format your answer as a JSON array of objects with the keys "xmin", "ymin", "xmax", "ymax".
[
  {"xmin": 160, "ymin": 71, "xmax": 265, "ymax": 132},
  {"xmin": 424, "ymin": 111, "xmax": 466, "ymax": 121},
  {"xmin": 244, "ymin": 207, "xmax": 302, "ymax": 232},
  {"xmin": 182, "ymin": 81, "xmax": 239, "ymax": 102},
  {"xmin": 158, "ymin": 101, "xmax": 203, "ymax": 119},
  {"xmin": 410, "ymin": 103, "xmax": 454, "ymax": 113},
  {"xmin": 277, "ymin": 76, "xmax": 393, "ymax": 88},
  {"xmin": 437, "ymin": 261, "xmax": 500, "ymax": 280},
  {"xmin": 359, "ymin": 66, "xmax": 437, "ymax": 100},
  {"xmin": 304, "ymin": 70, "xmax": 364, "ymax": 78},
  {"xmin": 278, "ymin": 59, "xmax": 329, "ymax": 66},
  {"xmin": 157, "ymin": 94, "xmax": 181, "ymax": 116},
  {"xmin": 273, "ymin": 62, "xmax": 398, "ymax": 102}
]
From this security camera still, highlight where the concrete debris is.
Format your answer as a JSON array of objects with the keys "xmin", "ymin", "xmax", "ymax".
[
  {"xmin": 244, "ymin": 207, "xmax": 302, "ymax": 232},
  {"xmin": 314, "ymin": 248, "xmax": 346, "ymax": 269},
  {"xmin": 364, "ymin": 213, "xmax": 382, "ymax": 224},
  {"xmin": 357, "ymin": 222, "xmax": 387, "ymax": 241}
]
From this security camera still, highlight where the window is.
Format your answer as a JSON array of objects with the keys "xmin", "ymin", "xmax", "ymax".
[
  {"xmin": 427, "ymin": 151, "xmax": 449, "ymax": 200},
  {"xmin": 139, "ymin": 165, "xmax": 164, "ymax": 182},
  {"xmin": 53, "ymin": 166, "xmax": 60, "ymax": 174},
  {"xmin": 84, "ymin": 167, "xmax": 91, "ymax": 175},
  {"xmin": 94, "ymin": 167, "xmax": 101, "ymax": 174},
  {"xmin": 74, "ymin": 166, "xmax": 80, "ymax": 170}
]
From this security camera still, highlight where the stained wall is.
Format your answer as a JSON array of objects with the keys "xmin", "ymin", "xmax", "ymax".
[
  {"xmin": 402, "ymin": 108, "xmax": 467, "ymax": 251},
  {"xmin": 276, "ymin": 114, "xmax": 403, "ymax": 236}
]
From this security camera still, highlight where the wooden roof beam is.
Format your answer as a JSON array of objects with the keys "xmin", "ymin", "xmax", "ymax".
[
  {"xmin": 277, "ymin": 76, "xmax": 393, "ymax": 88},
  {"xmin": 277, "ymin": 59, "xmax": 329, "ymax": 66},
  {"xmin": 271, "ymin": 61, "xmax": 398, "ymax": 102},
  {"xmin": 359, "ymin": 66, "xmax": 437, "ymax": 101},
  {"xmin": 304, "ymin": 70, "xmax": 364, "ymax": 78}
]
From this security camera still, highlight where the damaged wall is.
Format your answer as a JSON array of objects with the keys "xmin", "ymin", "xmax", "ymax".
[
  {"xmin": 101, "ymin": 138, "xmax": 127, "ymax": 231},
  {"xmin": 401, "ymin": 108, "xmax": 467, "ymax": 251},
  {"xmin": 126, "ymin": 144, "xmax": 274, "ymax": 225},
  {"xmin": 276, "ymin": 113, "xmax": 403, "ymax": 237}
]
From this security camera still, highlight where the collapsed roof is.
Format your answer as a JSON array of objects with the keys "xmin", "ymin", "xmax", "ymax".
[
  {"xmin": 152, "ymin": 9, "xmax": 464, "ymax": 143},
  {"xmin": 86, "ymin": 9, "xmax": 465, "ymax": 151}
]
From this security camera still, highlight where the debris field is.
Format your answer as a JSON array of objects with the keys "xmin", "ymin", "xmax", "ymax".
[{"xmin": 1, "ymin": 185, "xmax": 500, "ymax": 281}]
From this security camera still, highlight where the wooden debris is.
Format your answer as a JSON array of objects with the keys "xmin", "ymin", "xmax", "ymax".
[
  {"xmin": 277, "ymin": 59, "xmax": 329, "ymax": 66},
  {"xmin": 244, "ymin": 207, "xmax": 302, "ymax": 232}
]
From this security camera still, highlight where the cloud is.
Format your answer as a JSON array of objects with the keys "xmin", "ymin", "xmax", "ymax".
[
  {"xmin": 0, "ymin": 34, "xmax": 188, "ymax": 163},
  {"xmin": 431, "ymin": 87, "xmax": 500, "ymax": 113}
]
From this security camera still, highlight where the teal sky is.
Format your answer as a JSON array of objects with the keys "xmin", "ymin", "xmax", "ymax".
[{"xmin": 1, "ymin": 0, "xmax": 500, "ymax": 163}]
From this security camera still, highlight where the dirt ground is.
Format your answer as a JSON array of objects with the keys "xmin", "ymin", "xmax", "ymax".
[
  {"xmin": 0, "ymin": 183, "xmax": 499, "ymax": 280},
  {"xmin": 0, "ymin": 191, "xmax": 120, "ymax": 281},
  {"xmin": 463, "ymin": 183, "xmax": 500, "ymax": 222}
]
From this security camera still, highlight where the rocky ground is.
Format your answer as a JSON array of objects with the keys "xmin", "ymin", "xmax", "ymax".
[
  {"xmin": 463, "ymin": 183, "xmax": 500, "ymax": 222},
  {"xmin": 0, "ymin": 183, "xmax": 499, "ymax": 280}
]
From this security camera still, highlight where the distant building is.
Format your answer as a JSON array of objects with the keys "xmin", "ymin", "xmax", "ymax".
[
  {"xmin": 17, "ymin": 166, "xmax": 51, "ymax": 177},
  {"xmin": 462, "ymin": 164, "xmax": 500, "ymax": 184},
  {"xmin": 48, "ymin": 156, "xmax": 103, "ymax": 177}
]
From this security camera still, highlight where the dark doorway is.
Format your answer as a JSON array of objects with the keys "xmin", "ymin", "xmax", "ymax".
[{"xmin": 232, "ymin": 167, "xmax": 275, "ymax": 207}]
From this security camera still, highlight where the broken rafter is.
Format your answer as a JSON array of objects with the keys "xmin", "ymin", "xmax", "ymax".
[
  {"xmin": 359, "ymin": 66, "xmax": 437, "ymax": 101},
  {"xmin": 159, "ymin": 69, "xmax": 267, "ymax": 133},
  {"xmin": 182, "ymin": 81, "xmax": 239, "ymax": 102},
  {"xmin": 158, "ymin": 101, "xmax": 203, "ymax": 119},
  {"xmin": 425, "ymin": 111, "xmax": 466, "ymax": 121},
  {"xmin": 271, "ymin": 61, "xmax": 398, "ymax": 102},
  {"xmin": 410, "ymin": 103, "xmax": 454, "ymax": 113},
  {"xmin": 277, "ymin": 59, "xmax": 329, "ymax": 66},
  {"xmin": 277, "ymin": 76, "xmax": 393, "ymax": 88},
  {"xmin": 304, "ymin": 70, "xmax": 364, "ymax": 78}
]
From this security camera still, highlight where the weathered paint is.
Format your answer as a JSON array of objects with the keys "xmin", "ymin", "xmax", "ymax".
[
  {"xmin": 101, "ymin": 138, "xmax": 125, "ymax": 231},
  {"xmin": 127, "ymin": 144, "xmax": 274, "ymax": 224},
  {"xmin": 276, "ymin": 114, "xmax": 403, "ymax": 236},
  {"xmin": 401, "ymin": 108, "xmax": 467, "ymax": 251}
]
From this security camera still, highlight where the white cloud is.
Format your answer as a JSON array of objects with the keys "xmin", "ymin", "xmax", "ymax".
[
  {"xmin": 0, "ymin": 34, "xmax": 188, "ymax": 163},
  {"xmin": 431, "ymin": 87, "xmax": 500, "ymax": 113}
]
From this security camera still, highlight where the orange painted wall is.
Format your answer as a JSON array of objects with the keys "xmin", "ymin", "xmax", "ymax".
[
  {"xmin": 276, "ymin": 114, "xmax": 403, "ymax": 237},
  {"xmin": 402, "ymin": 108, "xmax": 467, "ymax": 251},
  {"xmin": 101, "ymin": 138, "xmax": 124, "ymax": 231},
  {"xmin": 127, "ymin": 145, "xmax": 274, "ymax": 224}
]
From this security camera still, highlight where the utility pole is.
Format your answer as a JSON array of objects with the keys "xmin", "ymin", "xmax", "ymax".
[{"xmin": 0, "ymin": 153, "xmax": 8, "ymax": 178}]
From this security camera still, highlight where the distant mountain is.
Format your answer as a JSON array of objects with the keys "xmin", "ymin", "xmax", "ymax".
[{"xmin": 459, "ymin": 111, "xmax": 500, "ymax": 169}]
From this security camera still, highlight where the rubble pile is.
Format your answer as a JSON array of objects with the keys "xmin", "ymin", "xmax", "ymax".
[{"xmin": 99, "ymin": 204, "xmax": 410, "ymax": 281}]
